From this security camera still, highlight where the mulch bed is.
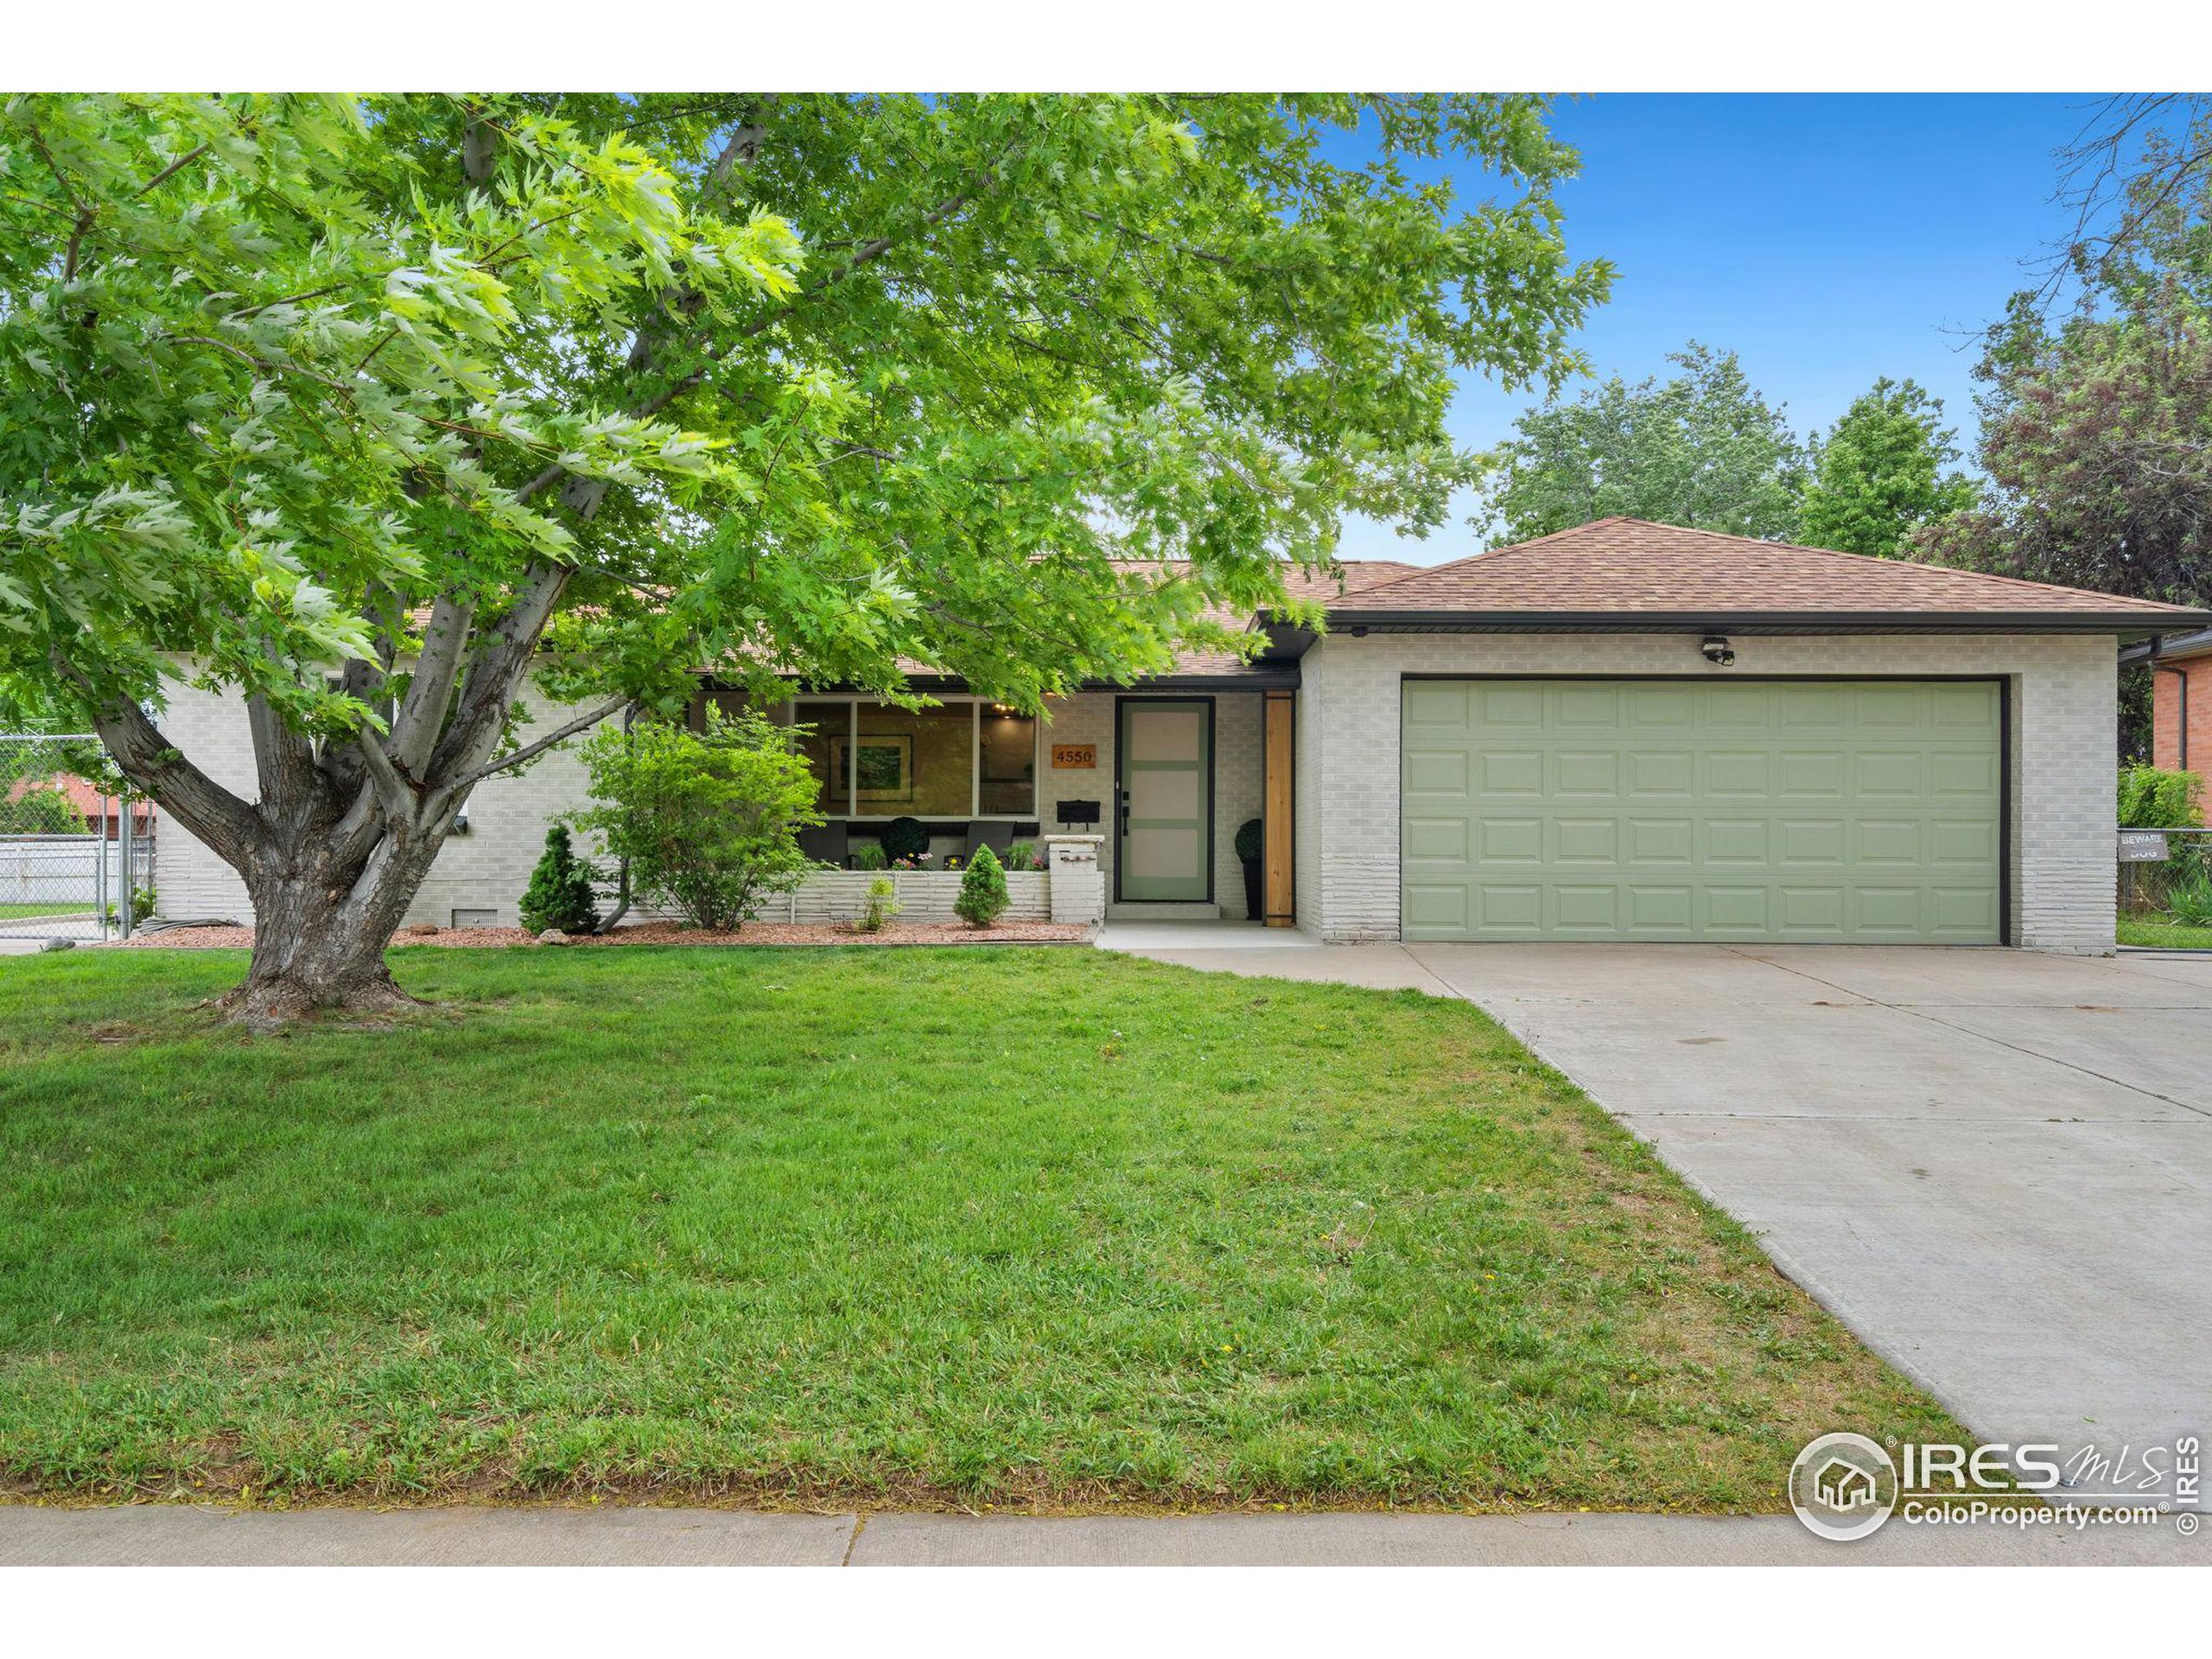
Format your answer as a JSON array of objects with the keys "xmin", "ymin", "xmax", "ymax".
[{"xmin": 117, "ymin": 919, "xmax": 1091, "ymax": 950}]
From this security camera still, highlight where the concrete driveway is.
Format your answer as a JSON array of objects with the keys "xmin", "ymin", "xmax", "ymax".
[{"xmin": 1103, "ymin": 927, "xmax": 2212, "ymax": 1478}]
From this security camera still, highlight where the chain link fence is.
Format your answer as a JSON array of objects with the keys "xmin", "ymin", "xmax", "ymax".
[
  {"xmin": 2117, "ymin": 825, "xmax": 2212, "ymax": 951},
  {"xmin": 0, "ymin": 734, "xmax": 154, "ymax": 943}
]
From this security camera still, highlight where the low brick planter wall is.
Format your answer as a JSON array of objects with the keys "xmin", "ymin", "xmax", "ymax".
[{"xmin": 776, "ymin": 869, "xmax": 1052, "ymax": 926}]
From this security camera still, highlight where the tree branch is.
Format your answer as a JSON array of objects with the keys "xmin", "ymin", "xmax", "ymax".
[
  {"xmin": 54, "ymin": 654, "xmax": 262, "ymax": 855},
  {"xmin": 445, "ymin": 695, "xmax": 629, "ymax": 794},
  {"xmin": 387, "ymin": 588, "xmax": 474, "ymax": 773}
]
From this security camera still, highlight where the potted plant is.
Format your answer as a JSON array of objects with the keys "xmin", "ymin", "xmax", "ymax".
[
  {"xmin": 881, "ymin": 815, "xmax": 931, "ymax": 866},
  {"xmin": 1235, "ymin": 817, "xmax": 1263, "ymax": 920}
]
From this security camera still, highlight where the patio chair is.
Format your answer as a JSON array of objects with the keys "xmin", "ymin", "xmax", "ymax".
[
  {"xmin": 963, "ymin": 821, "xmax": 1017, "ymax": 861},
  {"xmin": 797, "ymin": 822, "xmax": 849, "ymax": 868}
]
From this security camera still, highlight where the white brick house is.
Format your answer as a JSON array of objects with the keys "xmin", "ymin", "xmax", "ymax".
[{"xmin": 155, "ymin": 518, "xmax": 2210, "ymax": 952}]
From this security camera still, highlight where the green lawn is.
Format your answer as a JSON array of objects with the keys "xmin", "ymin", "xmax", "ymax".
[
  {"xmin": 0, "ymin": 946, "xmax": 1961, "ymax": 1511},
  {"xmin": 0, "ymin": 901, "xmax": 92, "ymax": 920},
  {"xmin": 2118, "ymin": 913, "xmax": 2212, "ymax": 950}
]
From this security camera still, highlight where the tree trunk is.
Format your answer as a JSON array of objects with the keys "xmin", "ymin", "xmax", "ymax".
[{"xmin": 228, "ymin": 831, "xmax": 446, "ymax": 1026}]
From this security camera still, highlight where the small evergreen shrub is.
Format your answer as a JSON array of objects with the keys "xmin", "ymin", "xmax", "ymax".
[
  {"xmin": 1234, "ymin": 817, "xmax": 1263, "ymax": 864},
  {"xmin": 855, "ymin": 874, "xmax": 900, "ymax": 933},
  {"xmin": 955, "ymin": 842, "xmax": 1009, "ymax": 927},
  {"xmin": 519, "ymin": 824, "xmax": 600, "ymax": 935}
]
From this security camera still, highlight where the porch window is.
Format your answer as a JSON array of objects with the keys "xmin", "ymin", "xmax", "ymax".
[
  {"xmin": 779, "ymin": 696, "xmax": 1038, "ymax": 819},
  {"xmin": 792, "ymin": 699, "xmax": 852, "ymax": 817}
]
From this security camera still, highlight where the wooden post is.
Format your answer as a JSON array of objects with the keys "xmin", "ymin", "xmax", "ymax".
[{"xmin": 1262, "ymin": 690, "xmax": 1294, "ymax": 927}]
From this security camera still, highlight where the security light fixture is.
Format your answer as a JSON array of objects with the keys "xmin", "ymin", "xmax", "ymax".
[{"xmin": 1700, "ymin": 634, "xmax": 1736, "ymax": 667}]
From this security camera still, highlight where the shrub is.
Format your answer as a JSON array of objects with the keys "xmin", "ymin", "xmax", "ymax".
[
  {"xmin": 955, "ymin": 842, "xmax": 1010, "ymax": 927},
  {"xmin": 572, "ymin": 709, "xmax": 821, "ymax": 931},
  {"xmin": 1001, "ymin": 839, "xmax": 1041, "ymax": 872},
  {"xmin": 1, "ymin": 781, "xmax": 83, "ymax": 835},
  {"xmin": 851, "ymin": 842, "xmax": 888, "ymax": 871},
  {"xmin": 2169, "ymin": 872, "xmax": 2212, "ymax": 927},
  {"xmin": 519, "ymin": 824, "xmax": 600, "ymax": 935},
  {"xmin": 854, "ymin": 874, "xmax": 900, "ymax": 933},
  {"xmin": 1234, "ymin": 817, "xmax": 1263, "ymax": 864},
  {"xmin": 881, "ymin": 816, "xmax": 930, "ymax": 862},
  {"xmin": 2118, "ymin": 765, "xmax": 2204, "ymax": 829}
]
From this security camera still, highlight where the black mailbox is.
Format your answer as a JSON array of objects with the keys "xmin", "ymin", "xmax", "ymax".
[{"xmin": 1057, "ymin": 799, "xmax": 1101, "ymax": 828}]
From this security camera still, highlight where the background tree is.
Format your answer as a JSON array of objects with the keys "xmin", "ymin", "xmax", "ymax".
[
  {"xmin": 1477, "ymin": 343, "xmax": 1806, "ymax": 544},
  {"xmin": 1797, "ymin": 378, "xmax": 1974, "ymax": 559},
  {"xmin": 1913, "ymin": 102, "xmax": 2212, "ymax": 756},
  {"xmin": 0, "ymin": 93, "xmax": 1610, "ymax": 1019}
]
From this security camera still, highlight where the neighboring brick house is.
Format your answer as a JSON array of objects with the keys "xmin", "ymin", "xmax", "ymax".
[
  {"xmin": 2122, "ymin": 626, "xmax": 2212, "ymax": 774},
  {"xmin": 154, "ymin": 518, "xmax": 2212, "ymax": 952}
]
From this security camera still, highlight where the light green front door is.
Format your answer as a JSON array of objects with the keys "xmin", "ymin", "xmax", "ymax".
[
  {"xmin": 1118, "ymin": 699, "xmax": 1212, "ymax": 901},
  {"xmin": 1402, "ymin": 678, "xmax": 2003, "ymax": 944}
]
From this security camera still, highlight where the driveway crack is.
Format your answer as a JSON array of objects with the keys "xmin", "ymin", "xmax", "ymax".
[{"xmin": 1719, "ymin": 949, "xmax": 2212, "ymax": 1122}]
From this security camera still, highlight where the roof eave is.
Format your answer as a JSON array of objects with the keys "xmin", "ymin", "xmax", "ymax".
[{"xmin": 1321, "ymin": 608, "xmax": 2212, "ymax": 642}]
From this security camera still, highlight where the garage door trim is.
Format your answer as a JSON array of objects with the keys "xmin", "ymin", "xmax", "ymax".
[{"xmin": 1399, "ymin": 672, "xmax": 2012, "ymax": 944}]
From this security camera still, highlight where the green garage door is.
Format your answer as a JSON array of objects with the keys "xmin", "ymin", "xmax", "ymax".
[{"xmin": 1402, "ymin": 678, "xmax": 2002, "ymax": 944}]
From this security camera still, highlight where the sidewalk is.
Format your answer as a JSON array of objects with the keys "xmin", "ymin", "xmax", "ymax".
[{"xmin": 1, "ymin": 1505, "xmax": 2195, "ymax": 1566}]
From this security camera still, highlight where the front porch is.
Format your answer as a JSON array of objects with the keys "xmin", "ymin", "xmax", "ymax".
[{"xmin": 760, "ymin": 686, "xmax": 1295, "ymax": 925}]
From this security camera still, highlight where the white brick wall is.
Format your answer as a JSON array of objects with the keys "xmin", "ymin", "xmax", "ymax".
[
  {"xmin": 1294, "ymin": 631, "xmax": 2117, "ymax": 954},
  {"xmin": 154, "ymin": 673, "xmax": 602, "ymax": 930}
]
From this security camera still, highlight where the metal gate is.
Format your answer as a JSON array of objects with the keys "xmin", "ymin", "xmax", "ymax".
[
  {"xmin": 2117, "ymin": 824, "xmax": 2212, "ymax": 952},
  {"xmin": 0, "ymin": 734, "xmax": 154, "ymax": 943}
]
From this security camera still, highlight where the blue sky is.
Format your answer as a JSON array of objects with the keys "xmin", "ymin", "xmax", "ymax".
[{"xmin": 1338, "ymin": 93, "xmax": 2107, "ymax": 564}]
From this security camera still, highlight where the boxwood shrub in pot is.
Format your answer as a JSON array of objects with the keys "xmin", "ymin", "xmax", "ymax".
[{"xmin": 881, "ymin": 816, "xmax": 931, "ymax": 864}]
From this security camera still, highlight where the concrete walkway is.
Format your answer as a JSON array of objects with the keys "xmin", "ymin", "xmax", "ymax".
[
  {"xmin": 1101, "ymin": 929, "xmax": 2212, "ymax": 1482},
  {"xmin": 1, "ymin": 1503, "xmax": 2195, "ymax": 1566}
]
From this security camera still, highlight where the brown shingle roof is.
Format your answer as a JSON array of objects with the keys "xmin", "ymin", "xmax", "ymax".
[{"xmin": 1330, "ymin": 518, "xmax": 2208, "ymax": 625}]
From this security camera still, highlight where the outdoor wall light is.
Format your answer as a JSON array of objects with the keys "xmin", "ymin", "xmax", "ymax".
[
  {"xmin": 452, "ymin": 810, "xmax": 471, "ymax": 836},
  {"xmin": 1700, "ymin": 634, "xmax": 1736, "ymax": 667}
]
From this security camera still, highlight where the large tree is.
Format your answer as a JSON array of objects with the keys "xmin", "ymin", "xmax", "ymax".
[
  {"xmin": 0, "ymin": 94, "xmax": 1608, "ymax": 1019},
  {"xmin": 1475, "ymin": 342, "xmax": 1805, "ymax": 544},
  {"xmin": 1797, "ymin": 377, "xmax": 1974, "ymax": 560},
  {"xmin": 1913, "ymin": 104, "xmax": 2212, "ymax": 608}
]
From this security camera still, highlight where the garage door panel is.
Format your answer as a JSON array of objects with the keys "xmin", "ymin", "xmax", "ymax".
[
  {"xmin": 1552, "ymin": 817, "xmax": 1618, "ymax": 865},
  {"xmin": 1477, "ymin": 684, "xmax": 1544, "ymax": 727},
  {"xmin": 1474, "ymin": 817, "xmax": 1543, "ymax": 864},
  {"xmin": 1629, "ymin": 750, "xmax": 1695, "ymax": 796},
  {"xmin": 1854, "ymin": 818, "xmax": 1925, "ymax": 866},
  {"xmin": 1403, "ymin": 882, "xmax": 1471, "ymax": 933},
  {"xmin": 1705, "ymin": 817, "xmax": 1770, "ymax": 864},
  {"xmin": 1403, "ymin": 746, "xmax": 1471, "ymax": 797},
  {"xmin": 1554, "ymin": 751, "xmax": 1619, "ymax": 797},
  {"xmin": 1554, "ymin": 884, "xmax": 1618, "ymax": 932},
  {"xmin": 1855, "ymin": 750, "xmax": 1925, "ymax": 797},
  {"xmin": 1930, "ymin": 818, "xmax": 1999, "ymax": 865},
  {"xmin": 1705, "ymin": 751, "xmax": 1770, "ymax": 796},
  {"xmin": 1402, "ymin": 677, "xmax": 2001, "ymax": 944},
  {"xmin": 1626, "ymin": 817, "xmax": 1694, "ymax": 864},
  {"xmin": 1402, "ymin": 680, "xmax": 1472, "ymax": 730},
  {"xmin": 1703, "ymin": 886, "xmax": 1770, "ymax": 931},
  {"xmin": 1478, "ymin": 750, "xmax": 1544, "ymax": 796},
  {"xmin": 1476, "ymin": 885, "xmax": 1541, "ymax": 933},
  {"xmin": 1402, "ymin": 813, "xmax": 1471, "ymax": 862}
]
